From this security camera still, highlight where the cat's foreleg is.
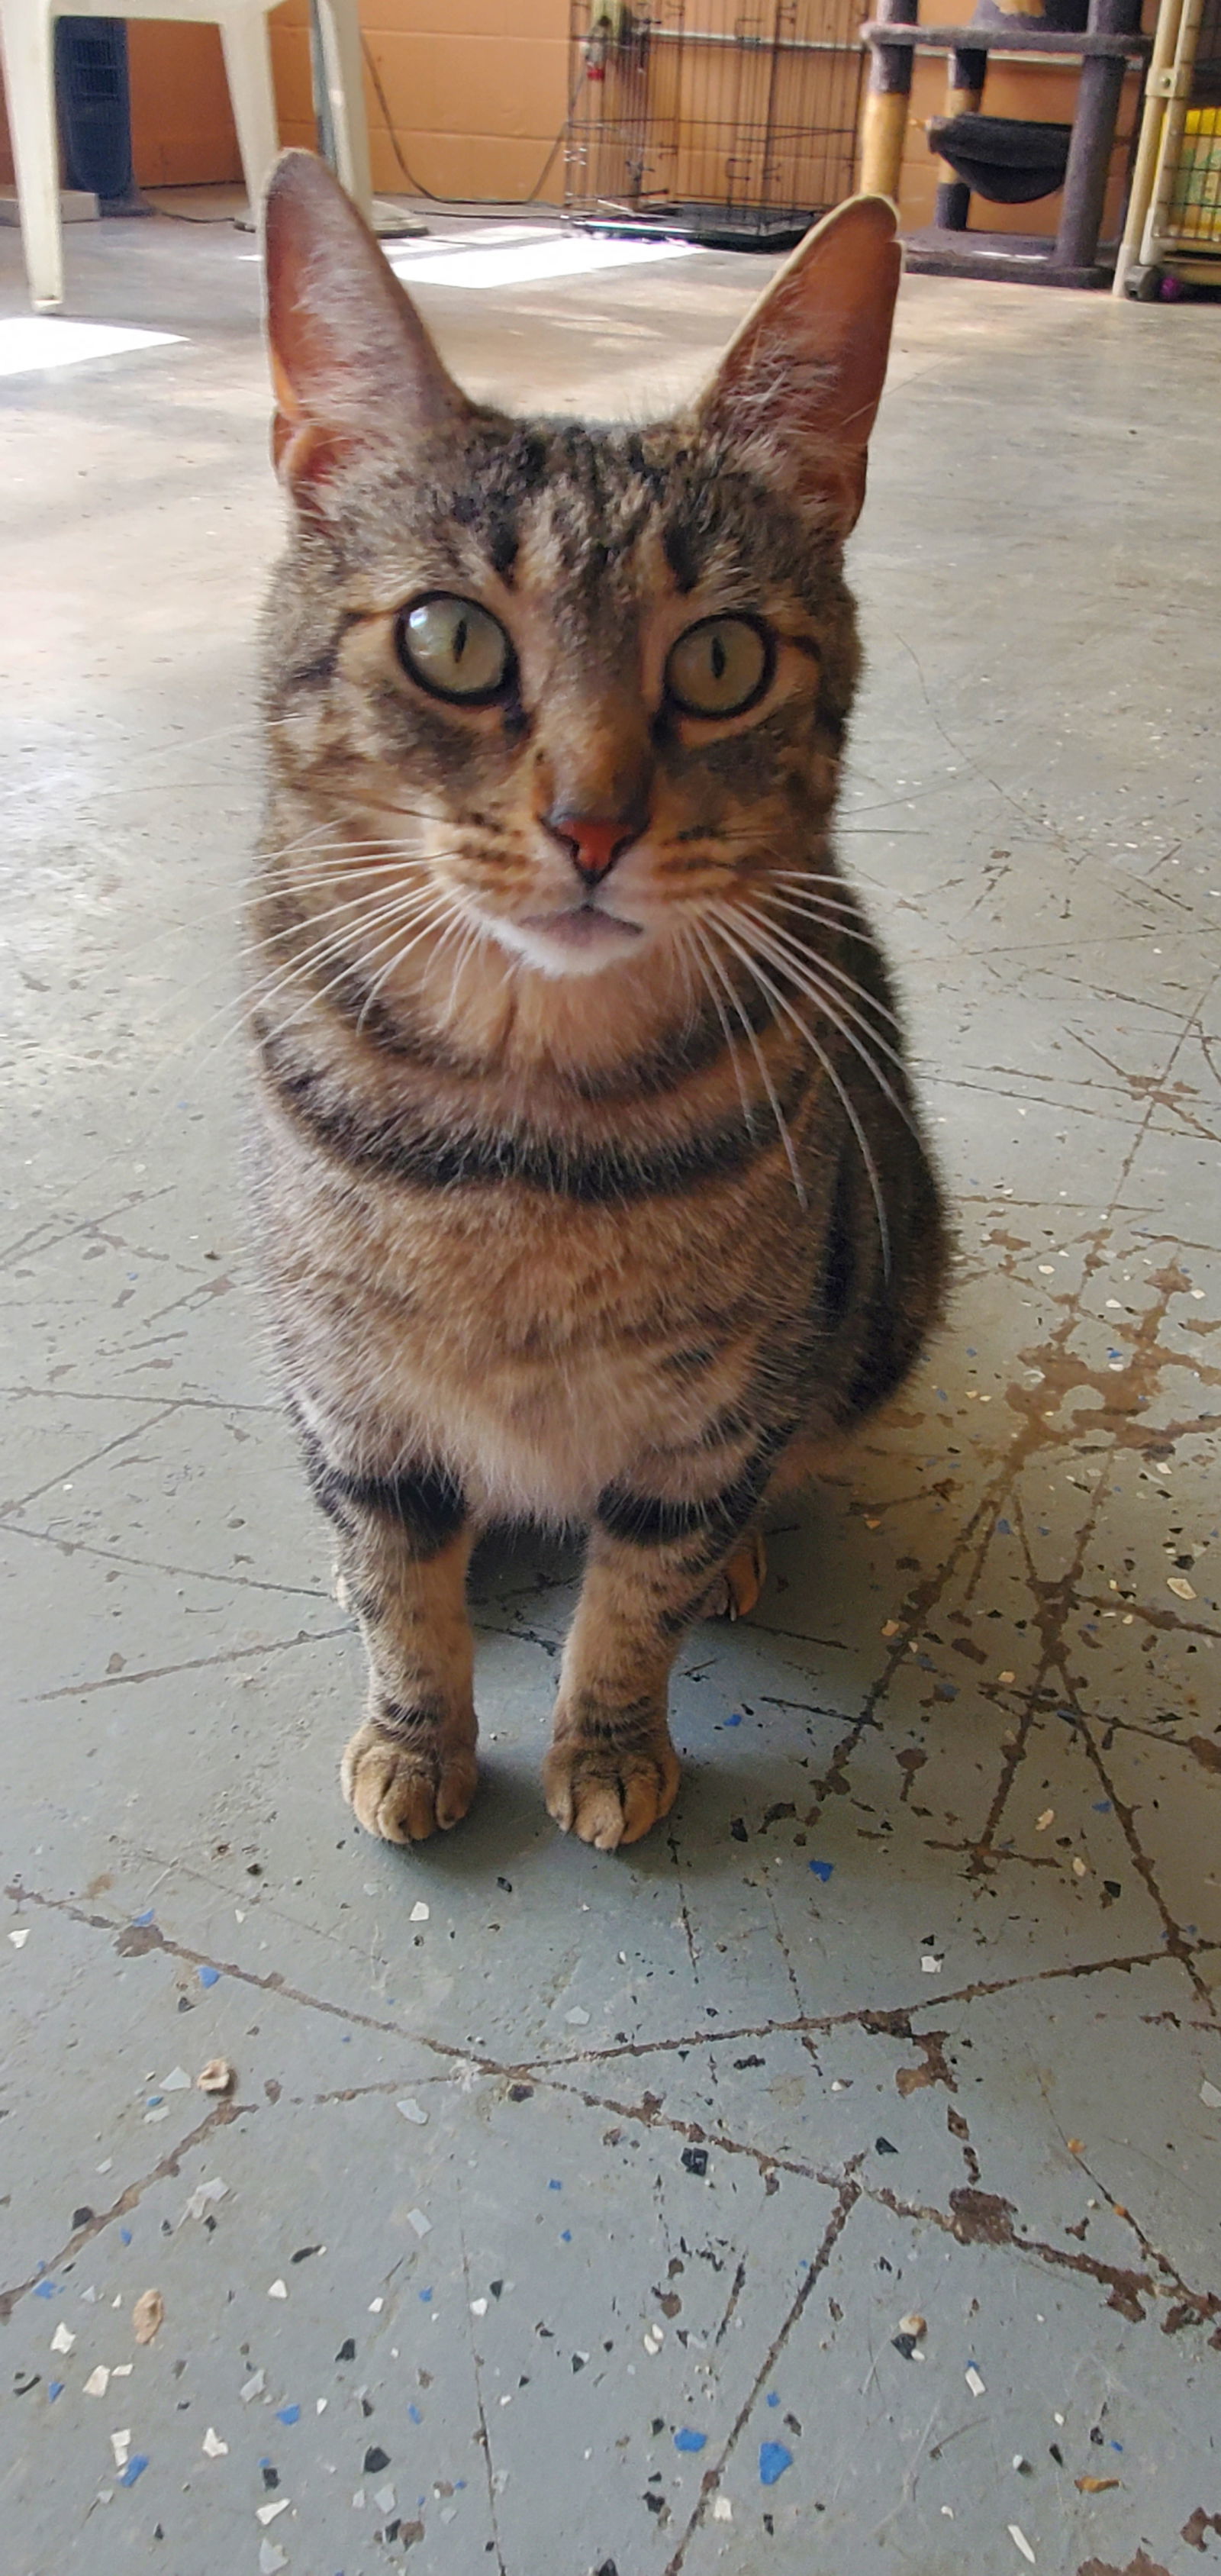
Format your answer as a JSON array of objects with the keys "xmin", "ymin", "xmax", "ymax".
[
  {"xmin": 301, "ymin": 1440, "xmax": 479, "ymax": 1842},
  {"xmin": 543, "ymin": 1481, "xmax": 768, "ymax": 1851}
]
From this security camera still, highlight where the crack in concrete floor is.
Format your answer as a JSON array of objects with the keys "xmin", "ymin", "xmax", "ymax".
[{"xmin": 2, "ymin": 211, "xmax": 1220, "ymax": 2576}]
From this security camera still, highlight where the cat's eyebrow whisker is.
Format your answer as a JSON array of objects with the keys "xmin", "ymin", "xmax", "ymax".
[
  {"xmin": 708, "ymin": 907, "xmax": 891, "ymax": 1273},
  {"xmin": 730, "ymin": 903, "xmax": 917, "ymax": 1123},
  {"xmin": 694, "ymin": 920, "xmax": 806, "ymax": 1206},
  {"xmin": 747, "ymin": 901, "xmax": 903, "ymax": 1031}
]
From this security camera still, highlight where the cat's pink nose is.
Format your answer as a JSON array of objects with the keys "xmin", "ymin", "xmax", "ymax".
[{"xmin": 543, "ymin": 811, "xmax": 641, "ymax": 890}]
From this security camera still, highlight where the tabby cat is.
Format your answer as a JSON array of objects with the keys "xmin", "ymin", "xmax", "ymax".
[{"xmin": 253, "ymin": 152, "xmax": 947, "ymax": 1854}]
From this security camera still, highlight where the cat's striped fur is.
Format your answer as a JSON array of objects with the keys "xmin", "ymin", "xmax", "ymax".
[{"xmin": 252, "ymin": 154, "xmax": 948, "ymax": 1851}]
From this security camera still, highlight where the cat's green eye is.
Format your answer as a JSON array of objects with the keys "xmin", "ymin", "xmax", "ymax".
[
  {"xmin": 396, "ymin": 594, "xmax": 513, "ymax": 704},
  {"xmin": 665, "ymin": 614, "xmax": 772, "ymax": 720}
]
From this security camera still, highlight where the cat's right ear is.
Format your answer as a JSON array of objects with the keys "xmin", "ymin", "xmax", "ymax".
[
  {"xmin": 263, "ymin": 151, "xmax": 469, "ymax": 503},
  {"xmin": 691, "ymin": 194, "xmax": 902, "ymax": 537}
]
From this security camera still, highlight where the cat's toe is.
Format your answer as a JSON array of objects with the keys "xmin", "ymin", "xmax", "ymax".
[
  {"xmin": 341, "ymin": 1720, "xmax": 478, "ymax": 1843},
  {"xmin": 697, "ymin": 1532, "xmax": 767, "ymax": 1623},
  {"xmin": 542, "ymin": 1736, "xmax": 680, "ymax": 1852}
]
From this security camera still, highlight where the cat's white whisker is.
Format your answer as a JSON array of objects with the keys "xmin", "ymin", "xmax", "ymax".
[
  {"xmin": 730, "ymin": 903, "xmax": 915, "ymax": 1114},
  {"xmin": 696, "ymin": 921, "xmax": 807, "ymax": 1206},
  {"xmin": 762, "ymin": 891, "xmax": 878, "ymax": 947},
  {"xmin": 246, "ymin": 882, "xmax": 443, "ymax": 1013},
  {"xmin": 709, "ymin": 908, "xmax": 891, "ymax": 1272},
  {"xmin": 263, "ymin": 891, "xmax": 454, "ymax": 1050},
  {"xmin": 746, "ymin": 900, "xmax": 904, "ymax": 1030},
  {"xmin": 684, "ymin": 924, "xmax": 758, "ymax": 1145},
  {"xmin": 237, "ymin": 862, "xmax": 442, "ymax": 966}
]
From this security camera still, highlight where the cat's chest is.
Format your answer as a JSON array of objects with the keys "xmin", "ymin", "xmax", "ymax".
[{"xmin": 297, "ymin": 1160, "xmax": 760, "ymax": 1514}]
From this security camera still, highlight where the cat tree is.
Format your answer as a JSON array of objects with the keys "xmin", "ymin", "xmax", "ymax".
[{"xmin": 859, "ymin": 0, "xmax": 1150, "ymax": 286}]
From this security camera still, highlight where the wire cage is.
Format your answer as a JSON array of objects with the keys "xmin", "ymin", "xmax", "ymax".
[
  {"xmin": 1164, "ymin": 0, "xmax": 1221, "ymax": 253},
  {"xmin": 565, "ymin": 2, "xmax": 865, "ymax": 250},
  {"xmin": 1116, "ymin": 0, "xmax": 1221, "ymax": 291}
]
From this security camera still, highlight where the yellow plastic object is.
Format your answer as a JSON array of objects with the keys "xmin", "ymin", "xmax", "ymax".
[{"xmin": 1168, "ymin": 107, "xmax": 1221, "ymax": 240}]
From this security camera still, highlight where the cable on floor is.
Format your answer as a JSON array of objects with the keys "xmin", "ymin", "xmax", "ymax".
[{"xmin": 361, "ymin": 34, "xmax": 588, "ymax": 211}]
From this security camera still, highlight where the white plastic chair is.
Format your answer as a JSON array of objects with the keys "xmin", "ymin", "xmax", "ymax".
[{"xmin": 0, "ymin": 0, "xmax": 372, "ymax": 310}]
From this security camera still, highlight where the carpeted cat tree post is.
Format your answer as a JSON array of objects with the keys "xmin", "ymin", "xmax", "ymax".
[{"xmin": 859, "ymin": 0, "xmax": 1150, "ymax": 285}]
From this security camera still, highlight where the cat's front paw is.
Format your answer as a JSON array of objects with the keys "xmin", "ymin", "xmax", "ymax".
[
  {"xmin": 341, "ymin": 1719, "xmax": 478, "ymax": 1843},
  {"xmin": 542, "ymin": 1732, "xmax": 680, "ymax": 1852}
]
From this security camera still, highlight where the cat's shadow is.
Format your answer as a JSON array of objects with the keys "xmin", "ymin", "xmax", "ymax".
[{"xmin": 418, "ymin": 1481, "xmax": 957, "ymax": 1900}]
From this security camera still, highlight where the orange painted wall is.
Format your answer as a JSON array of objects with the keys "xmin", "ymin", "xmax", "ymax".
[
  {"xmin": 0, "ymin": 0, "xmax": 571, "ymax": 201},
  {"xmin": 1, "ymin": 1, "xmax": 1145, "ymax": 240}
]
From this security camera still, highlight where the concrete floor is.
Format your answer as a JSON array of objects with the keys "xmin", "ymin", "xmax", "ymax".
[{"xmin": 2, "ymin": 198, "xmax": 1219, "ymax": 2576}]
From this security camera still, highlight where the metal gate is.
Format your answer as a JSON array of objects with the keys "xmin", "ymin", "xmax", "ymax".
[{"xmin": 565, "ymin": 3, "xmax": 866, "ymax": 250}]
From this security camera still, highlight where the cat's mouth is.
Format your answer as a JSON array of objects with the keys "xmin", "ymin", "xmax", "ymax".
[{"xmin": 522, "ymin": 903, "xmax": 643, "ymax": 954}]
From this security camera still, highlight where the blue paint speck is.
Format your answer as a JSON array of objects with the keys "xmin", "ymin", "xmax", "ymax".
[
  {"xmin": 119, "ymin": 2455, "xmax": 150, "ymax": 2487},
  {"xmin": 49, "ymin": 2381, "xmax": 64, "ymax": 2401},
  {"xmin": 808, "ymin": 1860, "xmax": 833, "ymax": 1883},
  {"xmin": 146, "ymin": 2096, "xmax": 163, "ymax": 2110},
  {"xmin": 418, "ymin": 2288, "xmax": 432, "ymax": 2304},
  {"xmin": 1092, "ymin": 1800, "xmax": 1112, "ymax": 1813},
  {"xmin": 34, "ymin": 2281, "xmax": 55, "ymax": 2299},
  {"xmin": 725, "ymin": 1712, "xmax": 743, "ymax": 1727},
  {"xmin": 408, "ymin": 2404, "xmax": 422, "ymax": 2425},
  {"xmin": 997, "ymin": 1517, "xmax": 1012, "ymax": 1535},
  {"xmin": 276, "ymin": 2404, "xmax": 301, "ymax": 2426},
  {"xmin": 561, "ymin": 2230, "xmax": 572, "ymax": 2243},
  {"xmin": 133, "ymin": 1910, "xmax": 156, "ymax": 1928},
  {"xmin": 198, "ymin": 1964, "xmax": 220, "ymax": 1988},
  {"xmin": 759, "ymin": 2442, "xmax": 793, "ymax": 2487},
  {"xmin": 765, "ymin": 2391, "xmax": 780, "ymax": 2408},
  {"xmin": 548, "ymin": 2179, "xmax": 562, "ymax": 2191},
  {"xmin": 120, "ymin": 2229, "xmax": 133, "ymax": 2246},
  {"xmin": 675, "ymin": 2429, "xmax": 707, "ymax": 2453}
]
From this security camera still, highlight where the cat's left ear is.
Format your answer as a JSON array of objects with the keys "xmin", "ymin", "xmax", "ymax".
[
  {"xmin": 692, "ymin": 195, "xmax": 902, "ymax": 537},
  {"xmin": 263, "ymin": 150, "xmax": 471, "ymax": 502}
]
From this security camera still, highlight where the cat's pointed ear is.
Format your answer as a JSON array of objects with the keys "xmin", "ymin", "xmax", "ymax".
[
  {"xmin": 692, "ymin": 195, "xmax": 901, "ymax": 537},
  {"xmin": 263, "ymin": 150, "xmax": 470, "ymax": 499}
]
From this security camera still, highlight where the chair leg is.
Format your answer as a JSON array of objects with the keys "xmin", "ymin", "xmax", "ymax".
[
  {"xmin": 314, "ymin": 0, "xmax": 373, "ymax": 219},
  {"xmin": 217, "ymin": 8, "xmax": 281, "ymax": 217},
  {"xmin": 0, "ymin": 0, "xmax": 64, "ymax": 310}
]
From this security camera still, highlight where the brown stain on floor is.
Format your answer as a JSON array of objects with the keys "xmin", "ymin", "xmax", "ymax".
[{"xmin": 1078, "ymin": 2557, "xmax": 1173, "ymax": 2576}]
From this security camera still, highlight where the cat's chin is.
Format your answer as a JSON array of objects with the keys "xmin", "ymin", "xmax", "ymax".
[{"xmin": 489, "ymin": 906, "xmax": 647, "ymax": 981}]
